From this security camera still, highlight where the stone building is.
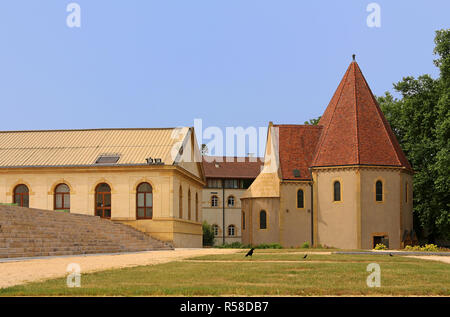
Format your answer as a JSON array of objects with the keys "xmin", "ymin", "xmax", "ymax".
[
  {"xmin": 241, "ymin": 59, "xmax": 414, "ymax": 249},
  {"xmin": 0, "ymin": 127, "xmax": 204, "ymax": 247},
  {"xmin": 202, "ymin": 156, "xmax": 263, "ymax": 245}
]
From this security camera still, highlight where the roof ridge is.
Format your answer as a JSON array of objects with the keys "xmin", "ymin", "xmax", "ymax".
[
  {"xmin": 353, "ymin": 62, "xmax": 361, "ymax": 164},
  {"xmin": 0, "ymin": 127, "xmax": 183, "ymax": 134}
]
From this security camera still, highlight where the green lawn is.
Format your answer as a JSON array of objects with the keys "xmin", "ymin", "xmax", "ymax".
[{"xmin": 1, "ymin": 252, "xmax": 449, "ymax": 296}]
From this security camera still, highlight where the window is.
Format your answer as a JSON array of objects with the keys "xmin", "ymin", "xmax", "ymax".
[
  {"xmin": 333, "ymin": 181, "xmax": 341, "ymax": 202},
  {"xmin": 14, "ymin": 184, "xmax": 29, "ymax": 208},
  {"xmin": 228, "ymin": 225, "xmax": 236, "ymax": 236},
  {"xmin": 405, "ymin": 183, "xmax": 408, "ymax": 203},
  {"xmin": 211, "ymin": 195, "xmax": 218, "ymax": 207},
  {"xmin": 136, "ymin": 182, "xmax": 152, "ymax": 219},
  {"xmin": 242, "ymin": 179, "xmax": 253, "ymax": 189},
  {"xmin": 95, "ymin": 154, "xmax": 120, "ymax": 164},
  {"xmin": 179, "ymin": 186, "xmax": 183, "ymax": 218},
  {"xmin": 195, "ymin": 193, "xmax": 199, "ymax": 221},
  {"xmin": 54, "ymin": 183, "xmax": 70, "ymax": 211},
  {"xmin": 227, "ymin": 196, "xmax": 235, "ymax": 207},
  {"xmin": 259, "ymin": 210, "xmax": 267, "ymax": 229},
  {"xmin": 207, "ymin": 179, "xmax": 222, "ymax": 188},
  {"xmin": 242, "ymin": 211, "xmax": 246, "ymax": 230},
  {"xmin": 95, "ymin": 183, "xmax": 111, "ymax": 218},
  {"xmin": 188, "ymin": 189, "xmax": 191, "ymax": 220},
  {"xmin": 376, "ymin": 180, "xmax": 383, "ymax": 202},
  {"xmin": 212, "ymin": 224, "xmax": 219, "ymax": 236},
  {"xmin": 224, "ymin": 179, "xmax": 239, "ymax": 189},
  {"xmin": 297, "ymin": 189, "xmax": 304, "ymax": 208}
]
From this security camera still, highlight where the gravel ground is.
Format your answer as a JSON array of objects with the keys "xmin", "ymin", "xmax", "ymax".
[{"xmin": 0, "ymin": 248, "xmax": 240, "ymax": 289}]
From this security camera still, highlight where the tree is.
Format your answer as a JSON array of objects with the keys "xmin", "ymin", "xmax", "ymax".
[
  {"xmin": 377, "ymin": 29, "xmax": 450, "ymax": 243},
  {"xmin": 304, "ymin": 116, "xmax": 321, "ymax": 125},
  {"xmin": 202, "ymin": 221, "xmax": 215, "ymax": 246}
]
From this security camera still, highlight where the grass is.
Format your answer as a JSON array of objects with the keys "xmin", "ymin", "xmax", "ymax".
[{"xmin": 1, "ymin": 252, "xmax": 449, "ymax": 296}]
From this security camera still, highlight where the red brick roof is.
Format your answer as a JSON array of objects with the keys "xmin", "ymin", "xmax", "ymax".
[
  {"xmin": 202, "ymin": 156, "xmax": 264, "ymax": 179},
  {"xmin": 275, "ymin": 125, "xmax": 323, "ymax": 180},
  {"xmin": 312, "ymin": 61, "xmax": 412, "ymax": 171}
]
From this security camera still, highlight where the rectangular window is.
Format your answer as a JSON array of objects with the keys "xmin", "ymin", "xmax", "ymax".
[
  {"xmin": 224, "ymin": 179, "xmax": 239, "ymax": 189},
  {"xmin": 207, "ymin": 179, "xmax": 222, "ymax": 188}
]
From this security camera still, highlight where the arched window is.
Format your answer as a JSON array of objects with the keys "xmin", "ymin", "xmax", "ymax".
[
  {"xmin": 211, "ymin": 195, "xmax": 218, "ymax": 207},
  {"xmin": 136, "ymin": 182, "xmax": 152, "ymax": 219},
  {"xmin": 228, "ymin": 225, "xmax": 236, "ymax": 236},
  {"xmin": 259, "ymin": 210, "xmax": 267, "ymax": 229},
  {"xmin": 95, "ymin": 183, "xmax": 111, "ymax": 219},
  {"xmin": 376, "ymin": 180, "xmax": 383, "ymax": 202},
  {"xmin": 297, "ymin": 189, "xmax": 304, "ymax": 208},
  {"xmin": 227, "ymin": 195, "xmax": 235, "ymax": 207},
  {"xmin": 405, "ymin": 183, "xmax": 408, "ymax": 203},
  {"xmin": 179, "ymin": 186, "xmax": 183, "ymax": 218},
  {"xmin": 242, "ymin": 211, "xmax": 246, "ymax": 230},
  {"xmin": 188, "ymin": 189, "xmax": 192, "ymax": 220},
  {"xmin": 212, "ymin": 224, "xmax": 219, "ymax": 236},
  {"xmin": 333, "ymin": 181, "xmax": 341, "ymax": 202},
  {"xmin": 195, "ymin": 193, "xmax": 199, "ymax": 221},
  {"xmin": 14, "ymin": 184, "xmax": 29, "ymax": 208},
  {"xmin": 54, "ymin": 183, "xmax": 70, "ymax": 211}
]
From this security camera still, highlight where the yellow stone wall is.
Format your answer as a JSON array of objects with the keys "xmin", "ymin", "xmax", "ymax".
[
  {"xmin": 279, "ymin": 182, "xmax": 313, "ymax": 247},
  {"xmin": 314, "ymin": 168, "xmax": 359, "ymax": 249},
  {"xmin": 0, "ymin": 165, "xmax": 203, "ymax": 247}
]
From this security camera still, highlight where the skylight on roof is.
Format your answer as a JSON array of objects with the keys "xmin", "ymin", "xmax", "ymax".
[{"xmin": 95, "ymin": 155, "xmax": 120, "ymax": 164}]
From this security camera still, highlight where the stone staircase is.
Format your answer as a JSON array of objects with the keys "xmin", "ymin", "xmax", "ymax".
[{"xmin": 0, "ymin": 205, "xmax": 173, "ymax": 258}]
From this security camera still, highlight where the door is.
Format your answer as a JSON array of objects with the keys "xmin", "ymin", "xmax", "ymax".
[{"xmin": 95, "ymin": 183, "xmax": 111, "ymax": 218}]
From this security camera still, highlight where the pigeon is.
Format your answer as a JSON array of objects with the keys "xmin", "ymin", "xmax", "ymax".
[
  {"xmin": 245, "ymin": 248, "xmax": 255, "ymax": 257},
  {"xmin": 303, "ymin": 254, "xmax": 308, "ymax": 259}
]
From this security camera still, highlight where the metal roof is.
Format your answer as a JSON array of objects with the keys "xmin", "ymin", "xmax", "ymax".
[{"xmin": 0, "ymin": 128, "xmax": 189, "ymax": 168}]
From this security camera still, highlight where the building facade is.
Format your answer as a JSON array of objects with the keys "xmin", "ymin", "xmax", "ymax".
[
  {"xmin": 0, "ymin": 127, "xmax": 205, "ymax": 247},
  {"xmin": 241, "ymin": 59, "xmax": 415, "ymax": 250},
  {"xmin": 202, "ymin": 157, "xmax": 263, "ymax": 245}
]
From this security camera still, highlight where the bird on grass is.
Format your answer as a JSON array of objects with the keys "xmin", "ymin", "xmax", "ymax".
[
  {"xmin": 389, "ymin": 253, "xmax": 393, "ymax": 257},
  {"xmin": 245, "ymin": 248, "xmax": 255, "ymax": 257},
  {"xmin": 303, "ymin": 254, "xmax": 308, "ymax": 259}
]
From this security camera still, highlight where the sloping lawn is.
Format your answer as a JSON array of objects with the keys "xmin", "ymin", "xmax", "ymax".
[{"xmin": 1, "ymin": 252, "xmax": 448, "ymax": 296}]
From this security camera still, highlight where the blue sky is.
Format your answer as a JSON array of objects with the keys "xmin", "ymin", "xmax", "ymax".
[{"xmin": 0, "ymin": 1, "xmax": 448, "ymax": 155}]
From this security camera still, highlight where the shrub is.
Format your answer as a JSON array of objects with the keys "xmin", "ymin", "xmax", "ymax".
[
  {"xmin": 202, "ymin": 221, "xmax": 215, "ymax": 247},
  {"xmin": 374, "ymin": 243, "xmax": 387, "ymax": 250},
  {"xmin": 301, "ymin": 241, "xmax": 310, "ymax": 249},
  {"xmin": 255, "ymin": 243, "xmax": 283, "ymax": 249},
  {"xmin": 421, "ymin": 244, "xmax": 440, "ymax": 252}
]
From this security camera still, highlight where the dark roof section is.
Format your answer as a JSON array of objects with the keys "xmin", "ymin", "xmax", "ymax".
[
  {"xmin": 312, "ymin": 60, "xmax": 412, "ymax": 171},
  {"xmin": 274, "ymin": 124, "xmax": 323, "ymax": 180},
  {"xmin": 202, "ymin": 156, "xmax": 264, "ymax": 179}
]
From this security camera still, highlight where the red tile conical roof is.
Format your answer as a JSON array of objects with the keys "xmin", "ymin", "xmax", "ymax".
[{"xmin": 312, "ymin": 60, "xmax": 412, "ymax": 171}]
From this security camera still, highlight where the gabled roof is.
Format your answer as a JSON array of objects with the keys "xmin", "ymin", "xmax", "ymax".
[
  {"xmin": 202, "ymin": 156, "xmax": 263, "ymax": 179},
  {"xmin": 274, "ymin": 124, "xmax": 323, "ymax": 180},
  {"xmin": 312, "ymin": 60, "xmax": 412, "ymax": 171},
  {"xmin": 0, "ymin": 128, "xmax": 190, "ymax": 168}
]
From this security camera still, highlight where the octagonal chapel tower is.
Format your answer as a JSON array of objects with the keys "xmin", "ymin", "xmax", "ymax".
[{"xmin": 310, "ymin": 58, "xmax": 414, "ymax": 249}]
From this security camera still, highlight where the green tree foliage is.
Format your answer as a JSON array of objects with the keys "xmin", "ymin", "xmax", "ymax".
[
  {"xmin": 377, "ymin": 29, "xmax": 450, "ymax": 242},
  {"xmin": 202, "ymin": 221, "xmax": 215, "ymax": 246},
  {"xmin": 304, "ymin": 116, "xmax": 321, "ymax": 125}
]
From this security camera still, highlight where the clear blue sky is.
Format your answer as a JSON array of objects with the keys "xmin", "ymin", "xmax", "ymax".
[{"xmin": 0, "ymin": 1, "xmax": 448, "ymax": 144}]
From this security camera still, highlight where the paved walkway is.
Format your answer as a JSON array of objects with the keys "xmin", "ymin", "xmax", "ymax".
[{"xmin": 0, "ymin": 248, "xmax": 239, "ymax": 289}]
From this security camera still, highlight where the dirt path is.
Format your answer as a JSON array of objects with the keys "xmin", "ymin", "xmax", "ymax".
[
  {"xmin": 407, "ymin": 255, "xmax": 450, "ymax": 264},
  {"xmin": 0, "ymin": 248, "xmax": 240, "ymax": 289}
]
